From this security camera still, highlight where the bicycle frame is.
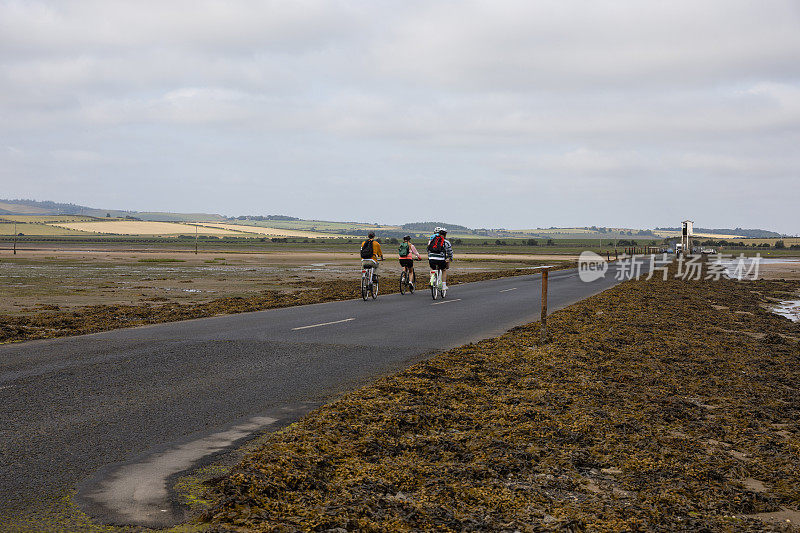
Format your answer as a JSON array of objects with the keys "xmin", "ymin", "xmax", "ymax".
[
  {"xmin": 430, "ymin": 265, "xmax": 446, "ymax": 299},
  {"xmin": 361, "ymin": 264, "xmax": 379, "ymax": 300}
]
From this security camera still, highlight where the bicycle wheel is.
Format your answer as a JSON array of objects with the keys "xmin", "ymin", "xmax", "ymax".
[
  {"xmin": 400, "ymin": 271, "xmax": 408, "ymax": 294},
  {"xmin": 409, "ymin": 272, "xmax": 415, "ymax": 294},
  {"xmin": 430, "ymin": 271, "xmax": 438, "ymax": 300},
  {"xmin": 371, "ymin": 276, "xmax": 379, "ymax": 299},
  {"xmin": 361, "ymin": 272, "xmax": 369, "ymax": 301}
]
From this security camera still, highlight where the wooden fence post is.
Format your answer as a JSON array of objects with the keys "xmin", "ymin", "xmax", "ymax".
[{"xmin": 541, "ymin": 268, "xmax": 549, "ymax": 343}]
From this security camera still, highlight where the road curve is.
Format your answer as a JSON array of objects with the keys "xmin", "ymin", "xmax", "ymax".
[{"xmin": 0, "ymin": 265, "xmax": 625, "ymax": 527}]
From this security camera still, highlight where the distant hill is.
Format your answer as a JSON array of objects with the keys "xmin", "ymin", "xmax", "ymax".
[
  {"xmin": 230, "ymin": 215, "xmax": 300, "ymax": 222},
  {"xmin": 654, "ymin": 227, "xmax": 781, "ymax": 238},
  {"xmin": 401, "ymin": 221, "xmax": 472, "ymax": 232},
  {"xmin": 0, "ymin": 199, "xmax": 87, "ymax": 215},
  {"xmin": 0, "ymin": 199, "xmax": 225, "ymax": 222}
]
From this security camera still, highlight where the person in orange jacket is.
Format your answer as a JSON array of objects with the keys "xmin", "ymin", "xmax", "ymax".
[{"xmin": 360, "ymin": 232, "xmax": 384, "ymax": 281}]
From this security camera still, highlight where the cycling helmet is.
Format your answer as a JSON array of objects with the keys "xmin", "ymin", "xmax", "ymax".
[
  {"xmin": 433, "ymin": 226, "xmax": 443, "ymax": 233},
  {"xmin": 403, "ymin": 235, "xmax": 411, "ymax": 241},
  {"xmin": 439, "ymin": 227, "xmax": 447, "ymax": 234}
]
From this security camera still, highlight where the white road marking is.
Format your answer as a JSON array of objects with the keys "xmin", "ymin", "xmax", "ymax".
[
  {"xmin": 500, "ymin": 287, "xmax": 518, "ymax": 292},
  {"xmin": 432, "ymin": 298, "xmax": 462, "ymax": 305},
  {"xmin": 292, "ymin": 318, "xmax": 355, "ymax": 330}
]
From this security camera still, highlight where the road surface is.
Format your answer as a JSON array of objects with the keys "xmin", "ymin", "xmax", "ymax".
[{"xmin": 0, "ymin": 265, "xmax": 626, "ymax": 527}]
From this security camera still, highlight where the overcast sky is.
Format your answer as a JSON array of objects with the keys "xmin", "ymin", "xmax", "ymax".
[{"xmin": 1, "ymin": 1, "xmax": 798, "ymax": 232}]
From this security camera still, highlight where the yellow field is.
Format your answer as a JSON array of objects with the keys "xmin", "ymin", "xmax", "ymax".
[
  {"xmin": 0, "ymin": 222, "xmax": 97, "ymax": 235},
  {"xmin": 49, "ymin": 221, "xmax": 243, "ymax": 236},
  {"xmin": 198, "ymin": 223, "xmax": 349, "ymax": 238}
]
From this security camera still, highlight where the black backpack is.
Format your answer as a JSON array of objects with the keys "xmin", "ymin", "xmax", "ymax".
[
  {"xmin": 428, "ymin": 236, "xmax": 445, "ymax": 254},
  {"xmin": 360, "ymin": 239, "xmax": 374, "ymax": 259}
]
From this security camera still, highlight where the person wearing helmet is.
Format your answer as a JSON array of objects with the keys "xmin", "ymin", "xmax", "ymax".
[
  {"xmin": 427, "ymin": 227, "xmax": 454, "ymax": 291},
  {"xmin": 398, "ymin": 235, "xmax": 421, "ymax": 289}
]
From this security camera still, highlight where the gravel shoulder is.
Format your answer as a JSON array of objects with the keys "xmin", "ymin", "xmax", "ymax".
[{"xmin": 203, "ymin": 266, "xmax": 800, "ymax": 532}]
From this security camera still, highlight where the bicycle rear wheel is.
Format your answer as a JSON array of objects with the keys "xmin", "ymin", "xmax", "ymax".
[
  {"xmin": 371, "ymin": 276, "xmax": 379, "ymax": 299},
  {"xmin": 361, "ymin": 272, "xmax": 369, "ymax": 301},
  {"xmin": 430, "ymin": 271, "xmax": 438, "ymax": 300},
  {"xmin": 400, "ymin": 271, "xmax": 408, "ymax": 294}
]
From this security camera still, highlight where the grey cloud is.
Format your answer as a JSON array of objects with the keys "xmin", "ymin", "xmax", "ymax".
[{"xmin": 1, "ymin": 0, "xmax": 798, "ymax": 233}]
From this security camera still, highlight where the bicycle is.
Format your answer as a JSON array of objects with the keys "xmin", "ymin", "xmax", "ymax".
[
  {"xmin": 361, "ymin": 262, "xmax": 380, "ymax": 300},
  {"xmin": 430, "ymin": 265, "xmax": 447, "ymax": 300},
  {"xmin": 399, "ymin": 258, "xmax": 419, "ymax": 295}
]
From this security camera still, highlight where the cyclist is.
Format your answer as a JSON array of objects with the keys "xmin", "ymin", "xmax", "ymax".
[
  {"xmin": 427, "ymin": 227, "xmax": 454, "ymax": 291},
  {"xmin": 398, "ymin": 235, "xmax": 421, "ymax": 289},
  {"xmin": 360, "ymin": 232, "xmax": 384, "ymax": 282}
]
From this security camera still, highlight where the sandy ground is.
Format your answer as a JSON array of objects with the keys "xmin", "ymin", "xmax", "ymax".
[
  {"xmin": 758, "ymin": 261, "xmax": 800, "ymax": 280},
  {"xmin": 459, "ymin": 253, "xmax": 580, "ymax": 261}
]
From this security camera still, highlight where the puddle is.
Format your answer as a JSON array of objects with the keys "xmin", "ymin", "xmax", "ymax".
[
  {"xmin": 707, "ymin": 257, "xmax": 800, "ymax": 280},
  {"xmin": 772, "ymin": 300, "xmax": 800, "ymax": 322}
]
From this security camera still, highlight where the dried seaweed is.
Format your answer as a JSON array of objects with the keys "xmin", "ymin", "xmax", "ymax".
[{"xmin": 204, "ymin": 268, "xmax": 800, "ymax": 532}]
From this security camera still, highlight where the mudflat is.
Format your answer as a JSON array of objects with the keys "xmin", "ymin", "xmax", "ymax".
[{"xmin": 758, "ymin": 260, "xmax": 800, "ymax": 280}]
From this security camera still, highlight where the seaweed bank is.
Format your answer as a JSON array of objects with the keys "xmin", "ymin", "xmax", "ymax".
[{"xmin": 203, "ymin": 266, "xmax": 800, "ymax": 532}]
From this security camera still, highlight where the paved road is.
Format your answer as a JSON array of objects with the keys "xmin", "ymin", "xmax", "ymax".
[{"xmin": 0, "ymin": 265, "xmax": 624, "ymax": 527}]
